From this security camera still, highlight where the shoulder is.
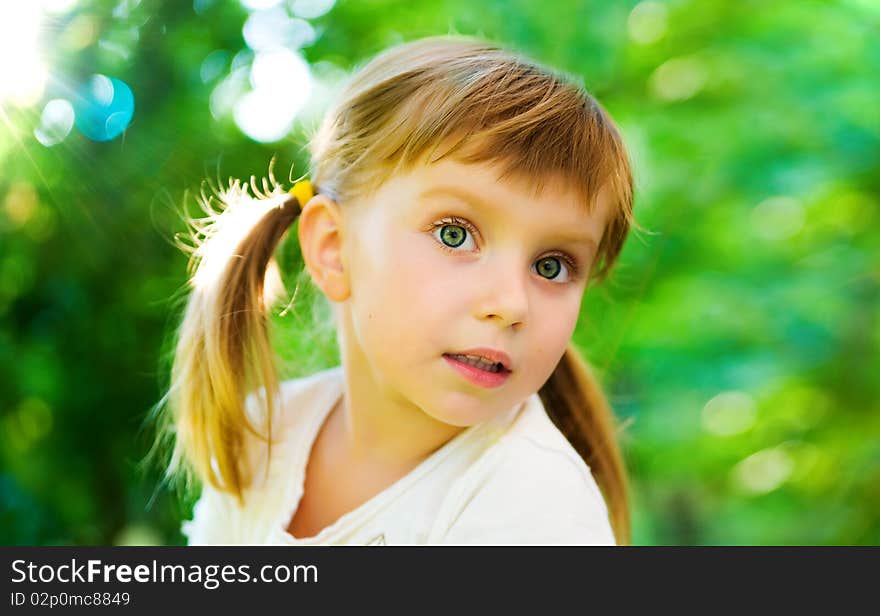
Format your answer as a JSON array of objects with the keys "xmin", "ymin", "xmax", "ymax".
[
  {"xmin": 243, "ymin": 364, "xmax": 344, "ymax": 430},
  {"xmin": 238, "ymin": 365, "xmax": 344, "ymax": 475},
  {"xmin": 281, "ymin": 364, "xmax": 345, "ymax": 396},
  {"xmin": 183, "ymin": 365, "xmax": 345, "ymax": 543},
  {"xmin": 243, "ymin": 366, "xmax": 344, "ymax": 474},
  {"xmin": 484, "ymin": 392, "xmax": 610, "ymax": 517},
  {"xmin": 434, "ymin": 394, "xmax": 616, "ymax": 545},
  {"xmin": 181, "ymin": 482, "xmax": 243, "ymax": 545}
]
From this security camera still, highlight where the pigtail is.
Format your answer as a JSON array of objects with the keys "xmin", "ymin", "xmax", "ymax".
[
  {"xmin": 539, "ymin": 344, "xmax": 632, "ymax": 545},
  {"xmin": 165, "ymin": 175, "xmax": 305, "ymax": 503}
]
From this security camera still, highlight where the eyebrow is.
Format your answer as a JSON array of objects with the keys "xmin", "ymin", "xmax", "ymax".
[{"xmin": 419, "ymin": 185, "xmax": 599, "ymax": 249}]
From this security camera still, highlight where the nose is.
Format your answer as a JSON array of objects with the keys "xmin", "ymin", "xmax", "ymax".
[{"xmin": 476, "ymin": 253, "xmax": 529, "ymax": 329}]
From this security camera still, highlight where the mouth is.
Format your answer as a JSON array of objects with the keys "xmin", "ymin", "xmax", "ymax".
[
  {"xmin": 443, "ymin": 353, "xmax": 510, "ymax": 374},
  {"xmin": 442, "ymin": 352, "xmax": 512, "ymax": 389}
]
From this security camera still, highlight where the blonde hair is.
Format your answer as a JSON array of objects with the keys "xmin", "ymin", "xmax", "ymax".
[{"xmin": 157, "ymin": 35, "xmax": 639, "ymax": 544}]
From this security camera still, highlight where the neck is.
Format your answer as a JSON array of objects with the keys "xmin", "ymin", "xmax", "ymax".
[{"xmin": 336, "ymin": 364, "xmax": 466, "ymax": 469}]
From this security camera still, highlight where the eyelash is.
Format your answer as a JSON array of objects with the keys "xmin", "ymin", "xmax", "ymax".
[{"xmin": 429, "ymin": 216, "xmax": 583, "ymax": 280}]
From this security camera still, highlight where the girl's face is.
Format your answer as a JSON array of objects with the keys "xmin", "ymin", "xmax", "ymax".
[{"xmin": 335, "ymin": 157, "xmax": 613, "ymax": 427}]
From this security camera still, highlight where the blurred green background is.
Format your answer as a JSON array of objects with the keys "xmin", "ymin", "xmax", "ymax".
[{"xmin": 1, "ymin": 0, "xmax": 877, "ymax": 545}]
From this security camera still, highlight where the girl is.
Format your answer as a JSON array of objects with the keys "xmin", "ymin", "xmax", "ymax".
[{"xmin": 161, "ymin": 34, "xmax": 637, "ymax": 545}]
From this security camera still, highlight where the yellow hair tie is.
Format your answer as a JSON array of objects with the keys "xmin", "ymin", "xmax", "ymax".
[{"xmin": 288, "ymin": 179, "xmax": 314, "ymax": 209}]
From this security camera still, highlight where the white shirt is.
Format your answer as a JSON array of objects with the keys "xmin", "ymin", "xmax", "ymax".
[{"xmin": 182, "ymin": 365, "xmax": 616, "ymax": 545}]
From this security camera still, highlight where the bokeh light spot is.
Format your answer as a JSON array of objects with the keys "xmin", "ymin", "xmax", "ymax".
[
  {"xmin": 90, "ymin": 74, "xmax": 115, "ymax": 106},
  {"xmin": 112, "ymin": 0, "xmax": 142, "ymax": 19},
  {"xmin": 114, "ymin": 523, "xmax": 165, "ymax": 546},
  {"xmin": 649, "ymin": 56, "xmax": 707, "ymax": 102},
  {"xmin": 240, "ymin": 0, "xmax": 282, "ymax": 9},
  {"xmin": 291, "ymin": 0, "xmax": 336, "ymax": 19},
  {"xmin": 752, "ymin": 195, "xmax": 805, "ymax": 241},
  {"xmin": 209, "ymin": 66, "xmax": 249, "ymax": 120},
  {"xmin": 243, "ymin": 7, "xmax": 316, "ymax": 51},
  {"xmin": 233, "ymin": 90, "xmax": 296, "ymax": 143},
  {"xmin": 702, "ymin": 390, "xmax": 757, "ymax": 436},
  {"xmin": 73, "ymin": 74, "xmax": 135, "ymax": 141},
  {"xmin": 233, "ymin": 49, "xmax": 311, "ymax": 143},
  {"xmin": 4, "ymin": 182, "xmax": 39, "ymax": 227},
  {"xmin": 732, "ymin": 446, "xmax": 795, "ymax": 495},
  {"xmin": 35, "ymin": 98, "xmax": 75, "ymax": 147},
  {"xmin": 200, "ymin": 49, "xmax": 230, "ymax": 84},
  {"xmin": 628, "ymin": 1, "xmax": 668, "ymax": 44},
  {"xmin": 62, "ymin": 15, "xmax": 100, "ymax": 50}
]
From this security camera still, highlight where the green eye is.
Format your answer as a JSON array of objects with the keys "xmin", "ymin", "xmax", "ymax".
[
  {"xmin": 439, "ymin": 225, "xmax": 467, "ymax": 248},
  {"xmin": 536, "ymin": 257, "xmax": 562, "ymax": 279}
]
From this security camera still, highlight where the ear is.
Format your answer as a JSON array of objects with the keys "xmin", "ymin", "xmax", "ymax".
[{"xmin": 297, "ymin": 194, "xmax": 350, "ymax": 302}]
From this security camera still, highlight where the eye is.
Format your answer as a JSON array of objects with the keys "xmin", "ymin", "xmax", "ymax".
[
  {"xmin": 533, "ymin": 255, "xmax": 578, "ymax": 283},
  {"xmin": 431, "ymin": 217, "xmax": 477, "ymax": 252},
  {"xmin": 430, "ymin": 216, "xmax": 581, "ymax": 283}
]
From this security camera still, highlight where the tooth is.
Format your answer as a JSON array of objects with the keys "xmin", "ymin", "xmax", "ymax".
[{"xmin": 452, "ymin": 354, "xmax": 501, "ymax": 372}]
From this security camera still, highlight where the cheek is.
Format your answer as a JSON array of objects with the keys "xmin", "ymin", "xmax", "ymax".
[
  {"xmin": 349, "ymin": 231, "xmax": 454, "ymax": 348},
  {"xmin": 525, "ymin": 293, "xmax": 581, "ymax": 379},
  {"xmin": 401, "ymin": 242, "xmax": 472, "ymax": 308},
  {"xmin": 365, "ymin": 232, "xmax": 462, "ymax": 306}
]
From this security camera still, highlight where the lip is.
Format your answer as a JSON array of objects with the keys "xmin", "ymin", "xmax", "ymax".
[{"xmin": 445, "ymin": 347, "xmax": 513, "ymax": 372}]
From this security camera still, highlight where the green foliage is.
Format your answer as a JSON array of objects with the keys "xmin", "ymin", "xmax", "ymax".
[{"xmin": 0, "ymin": 0, "xmax": 877, "ymax": 545}]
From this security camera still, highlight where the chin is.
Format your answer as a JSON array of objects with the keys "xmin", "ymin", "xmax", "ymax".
[{"xmin": 423, "ymin": 392, "xmax": 509, "ymax": 428}]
